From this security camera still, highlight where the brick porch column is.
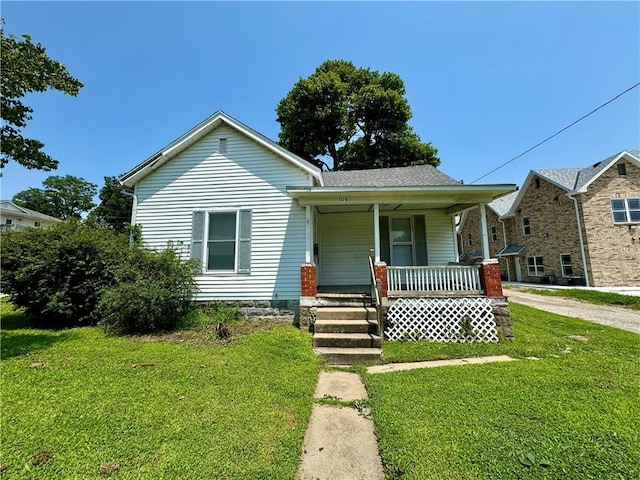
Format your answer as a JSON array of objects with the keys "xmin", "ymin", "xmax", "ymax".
[
  {"xmin": 374, "ymin": 262, "xmax": 388, "ymax": 298},
  {"xmin": 479, "ymin": 259, "xmax": 503, "ymax": 298},
  {"xmin": 301, "ymin": 263, "xmax": 317, "ymax": 297}
]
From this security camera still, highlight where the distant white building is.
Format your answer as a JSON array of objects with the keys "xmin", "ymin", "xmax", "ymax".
[{"xmin": 0, "ymin": 200, "xmax": 62, "ymax": 233}]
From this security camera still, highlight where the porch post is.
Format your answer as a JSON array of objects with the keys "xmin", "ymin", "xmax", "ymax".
[
  {"xmin": 373, "ymin": 203, "xmax": 381, "ymax": 263},
  {"xmin": 479, "ymin": 203, "xmax": 490, "ymax": 259},
  {"xmin": 305, "ymin": 205, "xmax": 312, "ymax": 264}
]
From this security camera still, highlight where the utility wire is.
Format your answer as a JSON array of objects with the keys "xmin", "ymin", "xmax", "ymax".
[{"xmin": 470, "ymin": 81, "xmax": 640, "ymax": 184}]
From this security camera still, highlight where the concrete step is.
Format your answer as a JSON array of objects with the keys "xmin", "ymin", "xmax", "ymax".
[
  {"xmin": 315, "ymin": 307, "xmax": 375, "ymax": 321},
  {"xmin": 314, "ymin": 319, "xmax": 375, "ymax": 334},
  {"xmin": 312, "ymin": 333, "xmax": 382, "ymax": 348},
  {"xmin": 314, "ymin": 347, "xmax": 383, "ymax": 365}
]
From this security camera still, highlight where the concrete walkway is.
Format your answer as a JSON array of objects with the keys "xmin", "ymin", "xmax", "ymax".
[
  {"xmin": 367, "ymin": 355, "xmax": 515, "ymax": 374},
  {"xmin": 504, "ymin": 287, "xmax": 640, "ymax": 334},
  {"xmin": 298, "ymin": 371, "xmax": 384, "ymax": 480}
]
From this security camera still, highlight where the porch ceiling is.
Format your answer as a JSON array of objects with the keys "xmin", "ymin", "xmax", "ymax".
[{"xmin": 288, "ymin": 184, "xmax": 517, "ymax": 215}]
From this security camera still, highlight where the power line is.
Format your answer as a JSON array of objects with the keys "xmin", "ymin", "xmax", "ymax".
[{"xmin": 470, "ymin": 81, "xmax": 640, "ymax": 184}]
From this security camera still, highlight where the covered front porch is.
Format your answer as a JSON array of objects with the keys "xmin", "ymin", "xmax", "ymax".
[{"xmin": 288, "ymin": 184, "xmax": 512, "ymax": 300}]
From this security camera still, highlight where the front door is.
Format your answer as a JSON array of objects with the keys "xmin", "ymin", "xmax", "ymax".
[{"xmin": 515, "ymin": 257, "xmax": 523, "ymax": 282}]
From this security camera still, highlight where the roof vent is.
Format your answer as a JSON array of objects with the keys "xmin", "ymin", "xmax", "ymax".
[
  {"xmin": 219, "ymin": 138, "xmax": 227, "ymax": 154},
  {"xmin": 592, "ymin": 161, "xmax": 601, "ymax": 168}
]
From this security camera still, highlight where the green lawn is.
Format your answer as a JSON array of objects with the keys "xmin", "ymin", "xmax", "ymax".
[
  {"xmin": 0, "ymin": 301, "xmax": 322, "ymax": 479},
  {"xmin": 364, "ymin": 303, "xmax": 640, "ymax": 479},
  {"xmin": 516, "ymin": 287, "xmax": 640, "ymax": 310}
]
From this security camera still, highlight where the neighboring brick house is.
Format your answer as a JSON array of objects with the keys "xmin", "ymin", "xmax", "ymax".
[{"xmin": 458, "ymin": 150, "xmax": 640, "ymax": 287}]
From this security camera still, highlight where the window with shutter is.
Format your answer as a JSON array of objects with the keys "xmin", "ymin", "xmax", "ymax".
[{"xmin": 191, "ymin": 209, "xmax": 251, "ymax": 274}]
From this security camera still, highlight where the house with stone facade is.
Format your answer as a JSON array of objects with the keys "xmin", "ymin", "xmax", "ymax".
[
  {"xmin": 458, "ymin": 150, "xmax": 640, "ymax": 287},
  {"xmin": 121, "ymin": 111, "xmax": 517, "ymax": 362}
]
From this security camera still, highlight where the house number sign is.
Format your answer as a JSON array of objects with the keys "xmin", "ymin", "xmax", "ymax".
[{"xmin": 337, "ymin": 196, "xmax": 349, "ymax": 202}]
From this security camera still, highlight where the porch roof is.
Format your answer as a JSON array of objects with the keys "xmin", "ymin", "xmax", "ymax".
[{"xmin": 287, "ymin": 184, "xmax": 517, "ymax": 215}]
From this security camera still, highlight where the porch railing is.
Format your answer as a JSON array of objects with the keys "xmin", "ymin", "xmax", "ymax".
[
  {"xmin": 387, "ymin": 265, "xmax": 481, "ymax": 293},
  {"xmin": 368, "ymin": 250, "xmax": 384, "ymax": 343}
]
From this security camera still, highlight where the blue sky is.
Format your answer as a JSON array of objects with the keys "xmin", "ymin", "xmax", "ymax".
[{"xmin": 2, "ymin": 1, "xmax": 639, "ymax": 200}]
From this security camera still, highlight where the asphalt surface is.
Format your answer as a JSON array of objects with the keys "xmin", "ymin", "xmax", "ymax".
[{"xmin": 504, "ymin": 287, "xmax": 640, "ymax": 334}]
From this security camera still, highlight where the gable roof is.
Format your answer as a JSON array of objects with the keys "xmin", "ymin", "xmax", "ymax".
[
  {"xmin": 322, "ymin": 164, "xmax": 460, "ymax": 187},
  {"xmin": 120, "ymin": 111, "xmax": 323, "ymax": 188},
  {"xmin": 488, "ymin": 190, "xmax": 518, "ymax": 216},
  {"xmin": 0, "ymin": 200, "xmax": 62, "ymax": 222},
  {"xmin": 504, "ymin": 150, "xmax": 640, "ymax": 218}
]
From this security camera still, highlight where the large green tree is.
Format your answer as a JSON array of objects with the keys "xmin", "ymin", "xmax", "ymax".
[
  {"xmin": 1, "ymin": 24, "xmax": 83, "ymax": 171},
  {"xmin": 89, "ymin": 176, "xmax": 134, "ymax": 232},
  {"xmin": 13, "ymin": 175, "xmax": 97, "ymax": 220},
  {"xmin": 276, "ymin": 60, "xmax": 439, "ymax": 171}
]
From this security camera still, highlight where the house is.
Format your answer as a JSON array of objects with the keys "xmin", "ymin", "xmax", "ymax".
[
  {"xmin": 121, "ymin": 111, "xmax": 517, "ymax": 361},
  {"xmin": 458, "ymin": 150, "xmax": 640, "ymax": 287},
  {"xmin": 0, "ymin": 201, "xmax": 62, "ymax": 233}
]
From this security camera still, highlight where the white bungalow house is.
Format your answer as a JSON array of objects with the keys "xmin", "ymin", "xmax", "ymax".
[
  {"xmin": 121, "ymin": 111, "xmax": 517, "ymax": 362},
  {"xmin": 0, "ymin": 201, "xmax": 62, "ymax": 233}
]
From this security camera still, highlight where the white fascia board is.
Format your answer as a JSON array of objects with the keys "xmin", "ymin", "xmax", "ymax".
[
  {"xmin": 571, "ymin": 151, "xmax": 640, "ymax": 194},
  {"xmin": 288, "ymin": 184, "xmax": 516, "ymax": 206},
  {"xmin": 500, "ymin": 170, "xmax": 544, "ymax": 219}
]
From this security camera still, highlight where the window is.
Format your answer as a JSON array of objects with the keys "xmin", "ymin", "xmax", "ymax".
[
  {"xmin": 207, "ymin": 212, "xmax": 237, "ymax": 270},
  {"xmin": 5, "ymin": 219, "xmax": 12, "ymax": 225},
  {"xmin": 560, "ymin": 254, "xmax": 573, "ymax": 277},
  {"xmin": 617, "ymin": 163, "xmax": 627, "ymax": 176},
  {"xmin": 467, "ymin": 234, "xmax": 472, "ymax": 246},
  {"xmin": 34, "ymin": 221, "xmax": 40, "ymax": 227},
  {"xmin": 527, "ymin": 256, "xmax": 544, "ymax": 276},
  {"xmin": 535, "ymin": 178, "xmax": 541, "ymax": 189},
  {"xmin": 191, "ymin": 210, "xmax": 252, "ymax": 274},
  {"xmin": 218, "ymin": 138, "xmax": 227, "ymax": 154},
  {"xmin": 522, "ymin": 217, "xmax": 531, "ymax": 235},
  {"xmin": 611, "ymin": 198, "xmax": 640, "ymax": 223},
  {"xmin": 491, "ymin": 226, "xmax": 497, "ymax": 242}
]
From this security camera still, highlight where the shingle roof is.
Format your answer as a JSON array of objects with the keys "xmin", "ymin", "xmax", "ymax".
[
  {"xmin": 497, "ymin": 244, "xmax": 526, "ymax": 256},
  {"xmin": 321, "ymin": 165, "xmax": 460, "ymax": 187},
  {"xmin": 488, "ymin": 191, "xmax": 519, "ymax": 216},
  {"xmin": 534, "ymin": 150, "xmax": 639, "ymax": 192},
  {"xmin": 0, "ymin": 200, "xmax": 62, "ymax": 222}
]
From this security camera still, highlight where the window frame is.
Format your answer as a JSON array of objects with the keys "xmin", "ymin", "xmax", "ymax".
[
  {"xmin": 491, "ymin": 226, "xmax": 497, "ymax": 242},
  {"xmin": 467, "ymin": 233, "xmax": 472, "ymax": 246},
  {"xmin": 527, "ymin": 256, "xmax": 544, "ymax": 276},
  {"xmin": 218, "ymin": 138, "xmax": 228, "ymax": 154},
  {"xmin": 522, "ymin": 217, "xmax": 531, "ymax": 236},
  {"xmin": 560, "ymin": 254, "xmax": 573, "ymax": 277},
  {"xmin": 611, "ymin": 198, "xmax": 640, "ymax": 224},
  {"xmin": 205, "ymin": 210, "xmax": 239, "ymax": 272},
  {"xmin": 617, "ymin": 163, "xmax": 627, "ymax": 176}
]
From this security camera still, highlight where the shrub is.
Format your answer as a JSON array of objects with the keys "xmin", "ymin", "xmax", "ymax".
[
  {"xmin": 98, "ymin": 248, "xmax": 199, "ymax": 334},
  {"xmin": 1, "ymin": 221, "xmax": 129, "ymax": 327},
  {"xmin": 1, "ymin": 222, "xmax": 199, "ymax": 332}
]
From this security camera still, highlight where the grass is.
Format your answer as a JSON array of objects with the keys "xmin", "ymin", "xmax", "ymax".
[
  {"xmin": 363, "ymin": 303, "xmax": 640, "ymax": 479},
  {"xmin": 0, "ymin": 300, "xmax": 323, "ymax": 479},
  {"xmin": 517, "ymin": 287, "xmax": 640, "ymax": 310}
]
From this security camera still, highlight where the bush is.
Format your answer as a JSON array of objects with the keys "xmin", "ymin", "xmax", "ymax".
[
  {"xmin": 1, "ymin": 222, "xmax": 199, "ymax": 332},
  {"xmin": 1, "ymin": 221, "xmax": 129, "ymax": 327},
  {"xmin": 99, "ymin": 248, "xmax": 199, "ymax": 334}
]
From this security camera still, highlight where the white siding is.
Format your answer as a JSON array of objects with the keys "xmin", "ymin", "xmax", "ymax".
[
  {"xmin": 135, "ymin": 125, "xmax": 309, "ymax": 301},
  {"xmin": 425, "ymin": 210, "xmax": 457, "ymax": 265},
  {"xmin": 319, "ymin": 212, "xmax": 373, "ymax": 285},
  {"xmin": 318, "ymin": 210, "xmax": 458, "ymax": 284}
]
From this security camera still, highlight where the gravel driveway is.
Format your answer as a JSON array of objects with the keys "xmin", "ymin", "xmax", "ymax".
[{"xmin": 504, "ymin": 288, "xmax": 640, "ymax": 334}]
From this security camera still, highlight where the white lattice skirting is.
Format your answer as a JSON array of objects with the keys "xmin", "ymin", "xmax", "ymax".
[{"xmin": 386, "ymin": 297, "xmax": 499, "ymax": 343}]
